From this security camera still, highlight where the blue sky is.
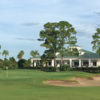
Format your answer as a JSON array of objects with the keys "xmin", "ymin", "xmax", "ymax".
[{"xmin": 0, "ymin": 0, "xmax": 100, "ymax": 60}]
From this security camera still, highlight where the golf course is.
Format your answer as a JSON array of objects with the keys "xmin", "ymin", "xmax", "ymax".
[{"xmin": 0, "ymin": 69, "xmax": 100, "ymax": 100}]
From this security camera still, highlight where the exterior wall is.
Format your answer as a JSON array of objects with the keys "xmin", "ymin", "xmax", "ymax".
[
  {"xmin": 31, "ymin": 59, "xmax": 34, "ymax": 67},
  {"xmin": 34, "ymin": 61, "xmax": 36, "ymax": 66},
  {"xmin": 56, "ymin": 52, "xmax": 59, "ymax": 56},
  {"xmin": 97, "ymin": 60, "xmax": 100, "ymax": 66},
  {"xmin": 31, "ymin": 58, "xmax": 41, "ymax": 67}
]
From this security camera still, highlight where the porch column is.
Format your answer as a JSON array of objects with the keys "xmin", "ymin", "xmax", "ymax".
[
  {"xmin": 89, "ymin": 59, "xmax": 91, "ymax": 67},
  {"xmin": 70, "ymin": 59, "xmax": 72, "ymax": 67},
  {"xmin": 34, "ymin": 61, "xmax": 36, "ymax": 67},
  {"xmin": 47, "ymin": 62, "xmax": 49, "ymax": 66},
  {"xmin": 79, "ymin": 59, "xmax": 81, "ymax": 67},
  {"xmin": 51, "ymin": 60, "xmax": 54, "ymax": 67},
  {"xmin": 97, "ymin": 60, "xmax": 100, "ymax": 66},
  {"xmin": 39, "ymin": 60, "xmax": 40, "ymax": 65},
  {"xmin": 31, "ymin": 59, "xmax": 33, "ymax": 67},
  {"xmin": 44, "ymin": 64, "xmax": 46, "ymax": 67}
]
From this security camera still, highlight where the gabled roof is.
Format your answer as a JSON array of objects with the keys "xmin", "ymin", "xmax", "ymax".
[
  {"xmin": 56, "ymin": 49, "xmax": 100, "ymax": 59},
  {"xmin": 31, "ymin": 48, "xmax": 100, "ymax": 59},
  {"xmin": 80, "ymin": 49, "xmax": 100, "ymax": 58}
]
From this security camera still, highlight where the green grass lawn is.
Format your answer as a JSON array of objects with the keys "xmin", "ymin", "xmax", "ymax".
[{"xmin": 0, "ymin": 69, "xmax": 100, "ymax": 100}]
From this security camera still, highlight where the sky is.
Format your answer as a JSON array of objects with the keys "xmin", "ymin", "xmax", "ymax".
[{"xmin": 0, "ymin": 0, "xmax": 100, "ymax": 60}]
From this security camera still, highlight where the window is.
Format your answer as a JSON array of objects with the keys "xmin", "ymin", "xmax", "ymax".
[
  {"xmin": 73, "ymin": 60, "xmax": 79, "ymax": 67},
  {"xmin": 56, "ymin": 60, "xmax": 61, "ymax": 64},
  {"xmin": 93, "ymin": 61, "xmax": 97, "ymax": 66},
  {"xmin": 49, "ymin": 62, "xmax": 51, "ymax": 65},
  {"xmin": 83, "ymin": 60, "xmax": 89, "ymax": 67}
]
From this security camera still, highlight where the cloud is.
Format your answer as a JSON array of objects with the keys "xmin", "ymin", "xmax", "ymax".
[
  {"xmin": 75, "ymin": 23, "xmax": 97, "ymax": 38},
  {"xmin": 15, "ymin": 37, "xmax": 34, "ymax": 41},
  {"xmin": 0, "ymin": 0, "xmax": 62, "ymax": 9},
  {"xmin": 94, "ymin": 11, "xmax": 100, "ymax": 15},
  {"xmin": 22, "ymin": 22, "xmax": 39, "ymax": 26},
  {"xmin": 96, "ymin": 24, "xmax": 100, "ymax": 27},
  {"xmin": 29, "ymin": 0, "xmax": 62, "ymax": 5}
]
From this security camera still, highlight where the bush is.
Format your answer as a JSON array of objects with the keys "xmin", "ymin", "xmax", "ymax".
[
  {"xmin": 18, "ymin": 59, "xmax": 26, "ymax": 69},
  {"xmin": 8, "ymin": 63, "xmax": 18, "ymax": 69},
  {"xmin": 59, "ymin": 64, "xmax": 70, "ymax": 71},
  {"xmin": 33, "ymin": 66, "xmax": 41, "ymax": 69},
  {"xmin": 23, "ymin": 59, "xmax": 31, "ymax": 68},
  {"xmin": 71, "ymin": 67, "xmax": 99, "ymax": 73},
  {"xmin": 97, "ymin": 66, "xmax": 100, "ymax": 73},
  {"xmin": 41, "ymin": 66, "xmax": 56, "ymax": 72}
]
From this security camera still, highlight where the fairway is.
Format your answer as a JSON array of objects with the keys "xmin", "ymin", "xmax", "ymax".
[{"xmin": 0, "ymin": 70, "xmax": 100, "ymax": 100}]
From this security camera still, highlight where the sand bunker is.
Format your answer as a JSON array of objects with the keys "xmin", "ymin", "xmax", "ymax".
[{"xmin": 44, "ymin": 75, "xmax": 100, "ymax": 87}]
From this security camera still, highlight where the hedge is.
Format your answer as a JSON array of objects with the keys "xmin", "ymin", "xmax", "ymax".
[{"xmin": 71, "ymin": 67, "xmax": 100, "ymax": 73}]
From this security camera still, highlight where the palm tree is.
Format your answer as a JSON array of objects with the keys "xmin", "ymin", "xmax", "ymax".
[
  {"xmin": 20, "ymin": 50, "xmax": 24, "ymax": 56},
  {"xmin": 30, "ymin": 50, "xmax": 39, "ymax": 57},
  {"xmin": 17, "ymin": 54, "xmax": 21, "ymax": 60},
  {"xmin": 2, "ymin": 50, "xmax": 9, "ymax": 58},
  {"xmin": 17, "ymin": 50, "xmax": 24, "ymax": 60}
]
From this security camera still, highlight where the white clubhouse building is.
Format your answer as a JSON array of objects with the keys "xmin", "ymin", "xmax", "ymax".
[{"xmin": 31, "ymin": 46, "xmax": 100, "ymax": 67}]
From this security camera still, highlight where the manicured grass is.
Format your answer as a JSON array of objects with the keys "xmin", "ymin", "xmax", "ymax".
[{"xmin": 0, "ymin": 69, "xmax": 100, "ymax": 100}]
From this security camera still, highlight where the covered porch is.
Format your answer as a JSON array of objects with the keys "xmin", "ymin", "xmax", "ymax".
[
  {"xmin": 54, "ymin": 58, "xmax": 99, "ymax": 67},
  {"xmin": 31, "ymin": 58, "xmax": 99, "ymax": 67}
]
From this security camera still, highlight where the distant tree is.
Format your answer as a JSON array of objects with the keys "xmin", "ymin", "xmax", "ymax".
[
  {"xmin": 57, "ymin": 21, "xmax": 77, "ymax": 65},
  {"xmin": 30, "ymin": 50, "xmax": 40, "ymax": 57},
  {"xmin": 20, "ymin": 50, "xmax": 24, "ymax": 56},
  {"xmin": 17, "ymin": 50, "xmax": 24, "ymax": 60},
  {"xmin": 91, "ymin": 28, "xmax": 100, "ymax": 54},
  {"xmin": 9, "ymin": 57, "xmax": 17, "ymax": 68},
  {"xmin": 17, "ymin": 54, "xmax": 22, "ymax": 60},
  {"xmin": 2, "ymin": 50, "xmax": 9, "ymax": 58},
  {"xmin": 9, "ymin": 57, "xmax": 16, "ymax": 63},
  {"xmin": 3, "ymin": 58, "xmax": 9, "ymax": 67}
]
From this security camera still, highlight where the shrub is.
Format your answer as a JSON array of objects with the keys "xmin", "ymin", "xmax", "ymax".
[
  {"xmin": 18, "ymin": 59, "xmax": 26, "ymax": 69},
  {"xmin": 41, "ymin": 66, "xmax": 56, "ymax": 72},
  {"xmin": 33, "ymin": 66, "xmax": 41, "ymax": 69},
  {"xmin": 23, "ymin": 59, "xmax": 31, "ymax": 68},
  {"xmin": 97, "ymin": 66, "xmax": 100, "ymax": 72},
  {"xmin": 59, "ymin": 64, "xmax": 70, "ymax": 71},
  {"xmin": 71, "ymin": 67, "xmax": 99, "ymax": 73}
]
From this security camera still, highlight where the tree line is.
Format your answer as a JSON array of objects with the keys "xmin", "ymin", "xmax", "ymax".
[{"xmin": 0, "ymin": 47, "xmax": 40, "ymax": 69}]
